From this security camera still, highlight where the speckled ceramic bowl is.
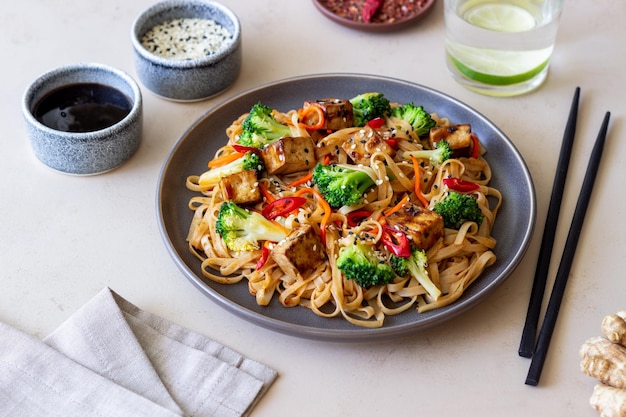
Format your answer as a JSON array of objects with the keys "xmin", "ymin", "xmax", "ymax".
[
  {"xmin": 22, "ymin": 63, "xmax": 143, "ymax": 175},
  {"xmin": 131, "ymin": 0, "xmax": 241, "ymax": 101}
]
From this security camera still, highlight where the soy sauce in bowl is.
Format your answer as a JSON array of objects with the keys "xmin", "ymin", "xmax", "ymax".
[{"xmin": 34, "ymin": 83, "xmax": 132, "ymax": 133}]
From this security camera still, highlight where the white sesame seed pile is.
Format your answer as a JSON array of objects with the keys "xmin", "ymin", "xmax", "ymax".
[{"xmin": 141, "ymin": 18, "xmax": 232, "ymax": 60}]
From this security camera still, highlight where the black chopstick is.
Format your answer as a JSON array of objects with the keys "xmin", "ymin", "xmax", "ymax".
[
  {"xmin": 518, "ymin": 87, "xmax": 581, "ymax": 358},
  {"xmin": 525, "ymin": 111, "xmax": 611, "ymax": 386}
]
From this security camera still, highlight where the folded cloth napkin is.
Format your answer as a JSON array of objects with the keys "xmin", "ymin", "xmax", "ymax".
[{"xmin": 0, "ymin": 288, "xmax": 277, "ymax": 417}]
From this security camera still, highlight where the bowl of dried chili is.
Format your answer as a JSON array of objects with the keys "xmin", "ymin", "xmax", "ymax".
[{"xmin": 312, "ymin": 0, "xmax": 436, "ymax": 32}]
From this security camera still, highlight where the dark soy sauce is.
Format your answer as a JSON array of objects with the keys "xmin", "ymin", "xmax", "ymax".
[{"xmin": 34, "ymin": 83, "xmax": 132, "ymax": 133}]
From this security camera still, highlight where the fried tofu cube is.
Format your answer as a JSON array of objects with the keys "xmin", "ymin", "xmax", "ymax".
[
  {"xmin": 270, "ymin": 224, "xmax": 325, "ymax": 279},
  {"xmin": 261, "ymin": 136, "xmax": 316, "ymax": 175},
  {"xmin": 385, "ymin": 203, "xmax": 444, "ymax": 250},
  {"xmin": 219, "ymin": 170, "xmax": 261, "ymax": 205},
  {"xmin": 341, "ymin": 125, "xmax": 395, "ymax": 165},
  {"xmin": 303, "ymin": 98, "xmax": 354, "ymax": 131},
  {"xmin": 429, "ymin": 123, "xmax": 473, "ymax": 154}
]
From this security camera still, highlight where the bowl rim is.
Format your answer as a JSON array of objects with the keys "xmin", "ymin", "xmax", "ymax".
[
  {"xmin": 21, "ymin": 62, "xmax": 143, "ymax": 139},
  {"xmin": 130, "ymin": 0, "xmax": 241, "ymax": 69}
]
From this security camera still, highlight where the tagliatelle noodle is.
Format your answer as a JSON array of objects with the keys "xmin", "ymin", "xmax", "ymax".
[{"xmin": 184, "ymin": 101, "xmax": 502, "ymax": 327}]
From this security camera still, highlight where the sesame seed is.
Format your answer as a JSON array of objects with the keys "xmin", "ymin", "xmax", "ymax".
[{"xmin": 141, "ymin": 18, "xmax": 232, "ymax": 60}]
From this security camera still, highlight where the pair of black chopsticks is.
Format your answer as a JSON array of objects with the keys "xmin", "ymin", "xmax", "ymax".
[{"xmin": 517, "ymin": 87, "xmax": 611, "ymax": 386}]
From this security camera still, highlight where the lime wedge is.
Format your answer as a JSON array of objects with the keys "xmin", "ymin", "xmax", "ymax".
[{"xmin": 465, "ymin": 3, "xmax": 536, "ymax": 32}]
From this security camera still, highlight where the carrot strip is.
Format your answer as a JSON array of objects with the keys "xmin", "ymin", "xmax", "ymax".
[
  {"xmin": 299, "ymin": 105, "xmax": 325, "ymax": 131},
  {"xmin": 259, "ymin": 182, "xmax": 276, "ymax": 204},
  {"xmin": 270, "ymin": 219, "xmax": 290, "ymax": 235},
  {"xmin": 411, "ymin": 156, "xmax": 430, "ymax": 207},
  {"xmin": 287, "ymin": 172, "xmax": 313, "ymax": 188},
  {"xmin": 295, "ymin": 187, "xmax": 332, "ymax": 244},
  {"xmin": 286, "ymin": 155, "xmax": 331, "ymax": 188},
  {"xmin": 208, "ymin": 151, "xmax": 243, "ymax": 168},
  {"xmin": 383, "ymin": 194, "xmax": 409, "ymax": 217}
]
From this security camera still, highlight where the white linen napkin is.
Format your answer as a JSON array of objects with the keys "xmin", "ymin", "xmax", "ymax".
[{"xmin": 0, "ymin": 288, "xmax": 277, "ymax": 417}]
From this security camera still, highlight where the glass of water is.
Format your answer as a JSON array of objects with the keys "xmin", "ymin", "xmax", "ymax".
[{"xmin": 444, "ymin": 0, "xmax": 564, "ymax": 97}]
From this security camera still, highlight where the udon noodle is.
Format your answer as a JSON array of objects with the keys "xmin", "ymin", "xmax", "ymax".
[{"xmin": 185, "ymin": 97, "xmax": 502, "ymax": 328}]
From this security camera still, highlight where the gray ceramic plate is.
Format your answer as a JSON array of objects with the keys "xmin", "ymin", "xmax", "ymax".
[{"xmin": 157, "ymin": 73, "xmax": 536, "ymax": 342}]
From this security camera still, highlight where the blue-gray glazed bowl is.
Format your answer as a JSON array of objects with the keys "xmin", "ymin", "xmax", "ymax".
[
  {"xmin": 22, "ymin": 63, "xmax": 143, "ymax": 175},
  {"xmin": 131, "ymin": 0, "xmax": 242, "ymax": 101}
]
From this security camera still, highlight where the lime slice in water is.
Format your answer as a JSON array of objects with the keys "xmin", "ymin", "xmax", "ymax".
[
  {"xmin": 449, "ymin": 3, "xmax": 549, "ymax": 86},
  {"xmin": 465, "ymin": 3, "xmax": 536, "ymax": 33},
  {"xmin": 448, "ymin": 45, "xmax": 550, "ymax": 86}
]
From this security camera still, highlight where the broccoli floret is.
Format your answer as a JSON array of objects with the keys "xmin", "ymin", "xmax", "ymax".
[
  {"xmin": 349, "ymin": 92, "xmax": 391, "ymax": 127},
  {"xmin": 215, "ymin": 201, "xmax": 288, "ymax": 252},
  {"xmin": 404, "ymin": 140, "xmax": 453, "ymax": 166},
  {"xmin": 390, "ymin": 247, "xmax": 441, "ymax": 300},
  {"xmin": 433, "ymin": 191, "xmax": 484, "ymax": 230},
  {"xmin": 336, "ymin": 242, "xmax": 395, "ymax": 288},
  {"xmin": 390, "ymin": 102, "xmax": 436, "ymax": 137},
  {"xmin": 198, "ymin": 151, "xmax": 264, "ymax": 187},
  {"xmin": 237, "ymin": 102, "xmax": 291, "ymax": 148},
  {"xmin": 311, "ymin": 163, "xmax": 376, "ymax": 208}
]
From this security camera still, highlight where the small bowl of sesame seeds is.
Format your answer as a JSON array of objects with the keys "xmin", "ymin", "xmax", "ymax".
[{"xmin": 131, "ymin": 0, "xmax": 241, "ymax": 101}]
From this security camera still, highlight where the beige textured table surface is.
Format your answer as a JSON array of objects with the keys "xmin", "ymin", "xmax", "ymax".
[{"xmin": 1, "ymin": 1, "xmax": 624, "ymax": 416}]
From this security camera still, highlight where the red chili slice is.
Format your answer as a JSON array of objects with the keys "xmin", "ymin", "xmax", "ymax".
[
  {"xmin": 442, "ymin": 177, "xmax": 480, "ymax": 192},
  {"xmin": 232, "ymin": 144, "xmax": 261, "ymax": 155},
  {"xmin": 346, "ymin": 210, "xmax": 372, "ymax": 227},
  {"xmin": 261, "ymin": 196, "xmax": 307, "ymax": 220},
  {"xmin": 470, "ymin": 133, "xmax": 480, "ymax": 159},
  {"xmin": 384, "ymin": 137, "xmax": 398, "ymax": 148},
  {"xmin": 381, "ymin": 225, "xmax": 411, "ymax": 258},
  {"xmin": 366, "ymin": 117, "xmax": 385, "ymax": 129},
  {"xmin": 255, "ymin": 242, "xmax": 271, "ymax": 270}
]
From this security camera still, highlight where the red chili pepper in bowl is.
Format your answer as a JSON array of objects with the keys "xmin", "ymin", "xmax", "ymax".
[
  {"xmin": 261, "ymin": 196, "xmax": 307, "ymax": 220},
  {"xmin": 381, "ymin": 225, "xmax": 411, "ymax": 258},
  {"xmin": 362, "ymin": 0, "xmax": 383, "ymax": 22},
  {"xmin": 442, "ymin": 177, "xmax": 480, "ymax": 192}
]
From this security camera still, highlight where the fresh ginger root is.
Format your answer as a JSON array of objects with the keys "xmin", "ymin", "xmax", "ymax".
[
  {"xmin": 581, "ymin": 311, "xmax": 626, "ymax": 417},
  {"xmin": 580, "ymin": 336, "xmax": 626, "ymax": 389},
  {"xmin": 603, "ymin": 311, "xmax": 626, "ymax": 346},
  {"xmin": 590, "ymin": 384, "xmax": 626, "ymax": 417}
]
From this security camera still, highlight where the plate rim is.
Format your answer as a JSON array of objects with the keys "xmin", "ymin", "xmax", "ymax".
[{"xmin": 156, "ymin": 72, "xmax": 536, "ymax": 342}]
